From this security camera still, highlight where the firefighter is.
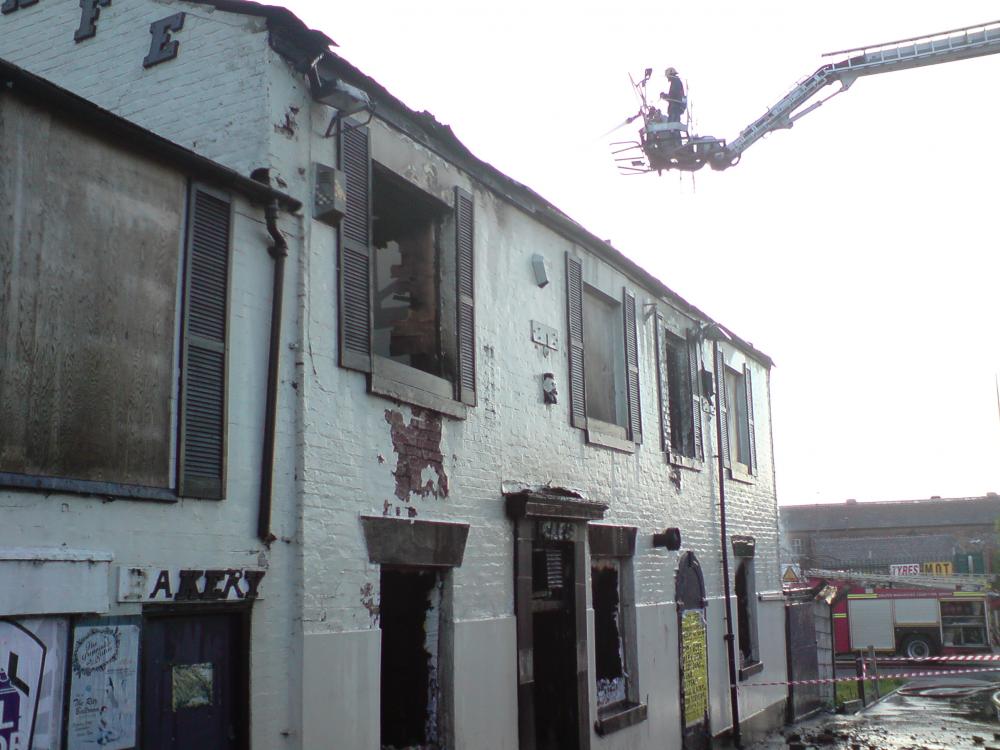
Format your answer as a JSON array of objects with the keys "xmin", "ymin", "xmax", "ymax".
[{"xmin": 661, "ymin": 67, "xmax": 686, "ymax": 123}]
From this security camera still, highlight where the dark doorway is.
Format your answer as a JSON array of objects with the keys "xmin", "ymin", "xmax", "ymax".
[
  {"xmin": 380, "ymin": 567, "xmax": 441, "ymax": 750},
  {"xmin": 141, "ymin": 611, "xmax": 248, "ymax": 750},
  {"xmin": 531, "ymin": 541, "xmax": 579, "ymax": 750}
]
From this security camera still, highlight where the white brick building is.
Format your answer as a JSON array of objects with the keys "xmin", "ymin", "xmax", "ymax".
[{"xmin": 0, "ymin": 2, "xmax": 788, "ymax": 748}]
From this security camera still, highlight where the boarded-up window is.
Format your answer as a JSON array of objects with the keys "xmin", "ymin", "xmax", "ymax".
[{"xmin": 0, "ymin": 97, "xmax": 185, "ymax": 488}]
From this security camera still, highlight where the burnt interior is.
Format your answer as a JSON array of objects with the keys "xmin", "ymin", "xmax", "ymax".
[
  {"xmin": 372, "ymin": 166, "xmax": 445, "ymax": 377},
  {"xmin": 531, "ymin": 541, "xmax": 580, "ymax": 750},
  {"xmin": 665, "ymin": 333, "xmax": 696, "ymax": 457},
  {"xmin": 592, "ymin": 564, "xmax": 624, "ymax": 704},
  {"xmin": 735, "ymin": 561, "xmax": 753, "ymax": 665},
  {"xmin": 380, "ymin": 567, "xmax": 438, "ymax": 749}
]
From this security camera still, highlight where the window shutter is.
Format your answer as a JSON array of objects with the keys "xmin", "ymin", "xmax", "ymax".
[
  {"xmin": 743, "ymin": 363, "xmax": 757, "ymax": 474},
  {"xmin": 455, "ymin": 186, "xmax": 476, "ymax": 406},
  {"xmin": 338, "ymin": 122, "xmax": 372, "ymax": 372},
  {"xmin": 654, "ymin": 312, "xmax": 672, "ymax": 458},
  {"xmin": 178, "ymin": 186, "xmax": 231, "ymax": 499},
  {"xmin": 688, "ymin": 332, "xmax": 704, "ymax": 461},
  {"xmin": 715, "ymin": 343, "xmax": 731, "ymax": 469},
  {"xmin": 623, "ymin": 288, "xmax": 642, "ymax": 443},
  {"xmin": 566, "ymin": 253, "xmax": 586, "ymax": 429}
]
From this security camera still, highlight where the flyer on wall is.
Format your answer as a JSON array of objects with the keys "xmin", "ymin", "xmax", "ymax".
[
  {"xmin": 0, "ymin": 620, "xmax": 47, "ymax": 750},
  {"xmin": 66, "ymin": 623, "xmax": 139, "ymax": 750}
]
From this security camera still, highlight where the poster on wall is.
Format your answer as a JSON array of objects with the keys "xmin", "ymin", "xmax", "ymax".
[
  {"xmin": 16, "ymin": 618, "xmax": 69, "ymax": 750},
  {"xmin": 681, "ymin": 609, "xmax": 709, "ymax": 728},
  {"xmin": 0, "ymin": 620, "xmax": 47, "ymax": 750},
  {"xmin": 66, "ymin": 621, "xmax": 139, "ymax": 750}
]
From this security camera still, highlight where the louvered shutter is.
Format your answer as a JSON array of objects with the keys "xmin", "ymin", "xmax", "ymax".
[
  {"xmin": 623, "ymin": 288, "xmax": 642, "ymax": 443},
  {"xmin": 566, "ymin": 253, "xmax": 586, "ymax": 428},
  {"xmin": 455, "ymin": 187, "xmax": 476, "ymax": 405},
  {"xmin": 688, "ymin": 332, "xmax": 704, "ymax": 461},
  {"xmin": 743, "ymin": 363, "xmax": 757, "ymax": 474},
  {"xmin": 178, "ymin": 186, "xmax": 231, "ymax": 499},
  {"xmin": 338, "ymin": 122, "xmax": 372, "ymax": 372},
  {"xmin": 654, "ymin": 312, "xmax": 672, "ymax": 457},
  {"xmin": 715, "ymin": 343, "xmax": 731, "ymax": 469}
]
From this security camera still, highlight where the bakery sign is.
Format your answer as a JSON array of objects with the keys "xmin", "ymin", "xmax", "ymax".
[
  {"xmin": 1, "ymin": 0, "xmax": 187, "ymax": 69},
  {"xmin": 117, "ymin": 567, "xmax": 265, "ymax": 604}
]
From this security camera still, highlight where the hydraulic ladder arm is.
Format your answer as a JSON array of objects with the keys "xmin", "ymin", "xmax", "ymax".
[{"xmin": 710, "ymin": 20, "xmax": 1000, "ymax": 170}]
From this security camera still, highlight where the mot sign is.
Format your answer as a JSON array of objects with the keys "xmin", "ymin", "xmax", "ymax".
[{"xmin": 889, "ymin": 563, "xmax": 921, "ymax": 577}]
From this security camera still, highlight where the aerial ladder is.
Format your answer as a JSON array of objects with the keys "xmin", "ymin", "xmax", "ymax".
[{"xmin": 616, "ymin": 19, "xmax": 1000, "ymax": 173}]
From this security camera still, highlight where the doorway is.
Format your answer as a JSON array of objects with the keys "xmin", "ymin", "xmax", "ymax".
[
  {"xmin": 676, "ymin": 552, "xmax": 710, "ymax": 750},
  {"xmin": 141, "ymin": 611, "xmax": 248, "ymax": 750}
]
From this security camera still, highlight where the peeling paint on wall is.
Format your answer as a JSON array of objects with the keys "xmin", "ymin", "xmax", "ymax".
[
  {"xmin": 273, "ymin": 105, "xmax": 299, "ymax": 137},
  {"xmin": 360, "ymin": 582, "xmax": 379, "ymax": 627},
  {"xmin": 384, "ymin": 408, "xmax": 449, "ymax": 503}
]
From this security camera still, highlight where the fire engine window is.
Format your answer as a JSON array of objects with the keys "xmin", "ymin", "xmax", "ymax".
[
  {"xmin": 372, "ymin": 167, "xmax": 447, "ymax": 378},
  {"xmin": 380, "ymin": 567, "xmax": 442, "ymax": 749},
  {"xmin": 583, "ymin": 287, "xmax": 627, "ymax": 430},
  {"xmin": 735, "ymin": 560, "xmax": 759, "ymax": 668}
]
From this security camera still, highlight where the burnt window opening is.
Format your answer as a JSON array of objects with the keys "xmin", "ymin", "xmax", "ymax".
[
  {"xmin": 722, "ymin": 363, "xmax": 756, "ymax": 474},
  {"xmin": 583, "ymin": 287, "xmax": 627, "ymax": 430},
  {"xmin": 592, "ymin": 560, "xmax": 627, "ymax": 708},
  {"xmin": 664, "ymin": 333, "xmax": 696, "ymax": 458},
  {"xmin": 735, "ymin": 560, "xmax": 759, "ymax": 668},
  {"xmin": 380, "ymin": 567, "xmax": 442, "ymax": 750},
  {"xmin": 372, "ymin": 166, "xmax": 448, "ymax": 378}
]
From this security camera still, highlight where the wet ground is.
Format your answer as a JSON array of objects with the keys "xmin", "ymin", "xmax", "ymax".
[{"xmin": 751, "ymin": 677, "xmax": 1000, "ymax": 750}]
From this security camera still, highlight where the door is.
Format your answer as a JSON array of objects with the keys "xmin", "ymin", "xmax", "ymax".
[
  {"xmin": 785, "ymin": 599, "xmax": 822, "ymax": 721},
  {"xmin": 141, "ymin": 612, "xmax": 247, "ymax": 750},
  {"xmin": 676, "ymin": 552, "xmax": 710, "ymax": 750}
]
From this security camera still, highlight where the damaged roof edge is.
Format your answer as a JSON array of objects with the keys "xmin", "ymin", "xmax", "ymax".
[
  {"xmin": 0, "ymin": 58, "xmax": 301, "ymax": 213},
  {"xmin": 321, "ymin": 53, "xmax": 774, "ymax": 368},
  {"xmin": 186, "ymin": 0, "xmax": 335, "ymax": 68}
]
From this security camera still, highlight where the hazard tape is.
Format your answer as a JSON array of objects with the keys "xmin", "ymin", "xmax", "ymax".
[{"xmin": 738, "ymin": 664, "xmax": 1000, "ymax": 688}]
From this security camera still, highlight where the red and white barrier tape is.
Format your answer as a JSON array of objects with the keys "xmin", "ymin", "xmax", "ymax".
[{"xmin": 739, "ymin": 665, "xmax": 1000, "ymax": 688}]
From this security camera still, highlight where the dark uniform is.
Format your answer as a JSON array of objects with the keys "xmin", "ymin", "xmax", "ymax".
[{"xmin": 665, "ymin": 70, "xmax": 686, "ymax": 123}]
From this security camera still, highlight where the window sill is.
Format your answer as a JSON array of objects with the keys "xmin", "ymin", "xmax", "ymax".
[
  {"xmin": 370, "ymin": 357, "xmax": 467, "ymax": 420},
  {"xmin": 739, "ymin": 661, "xmax": 764, "ymax": 680},
  {"xmin": 594, "ymin": 701, "xmax": 647, "ymax": 736},
  {"xmin": 586, "ymin": 419, "xmax": 635, "ymax": 454},
  {"xmin": 727, "ymin": 466, "xmax": 755, "ymax": 485},
  {"xmin": 669, "ymin": 454, "xmax": 702, "ymax": 471},
  {"xmin": 0, "ymin": 472, "xmax": 179, "ymax": 503}
]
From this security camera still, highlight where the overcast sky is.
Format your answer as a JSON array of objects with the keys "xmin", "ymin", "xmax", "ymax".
[{"xmin": 282, "ymin": 1, "xmax": 1000, "ymax": 505}]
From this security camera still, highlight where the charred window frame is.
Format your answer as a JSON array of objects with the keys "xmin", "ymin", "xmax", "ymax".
[
  {"xmin": 654, "ymin": 312, "xmax": 704, "ymax": 467},
  {"xmin": 716, "ymin": 346, "xmax": 757, "ymax": 481},
  {"xmin": 338, "ymin": 122, "xmax": 476, "ymax": 419},
  {"xmin": 0, "ymin": 181, "xmax": 232, "ymax": 502},
  {"xmin": 566, "ymin": 253, "xmax": 642, "ymax": 453},
  {"xmin": 589, "ymin": 525, "xmax": 646, "ymax": 735},
  {"xmin": 735, "ymin": 558, "xmax": 762, "ymax": 678}
]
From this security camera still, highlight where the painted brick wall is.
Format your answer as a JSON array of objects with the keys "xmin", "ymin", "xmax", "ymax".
[{"xmin": 0, "ymin": 0, "xmax": 272, "ymax": 175}]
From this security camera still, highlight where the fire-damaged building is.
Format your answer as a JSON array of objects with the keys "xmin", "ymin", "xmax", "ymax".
[{"xmin": 0, "ymin": 2, "xmax": 786, "ymax": 749}]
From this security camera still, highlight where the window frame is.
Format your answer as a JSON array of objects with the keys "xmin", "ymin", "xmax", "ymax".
[
  {"xmin": 735, "ymin": 557, "xmax": 763, "ymax": 679},
  {"xmin": 716, "ymin": 344, "xmax": 757, "ymax": 482},
  {"xmin": 337, "ymin": 121, "xmax": 476, "ymax": 419},
  {"xmin": 589, "ymin": 524, "xmax": 647, "ymax": 736},
  {"xmin": 654, "ymin": 310, "xmax": 704, "ymax": 469},
  {"xmin": 566, "ymin": 252, "xmax": 642, "ymax": 452},
  {"xmin": 0, "ymin": 181, "xmax": 232, "ymax": 503}
]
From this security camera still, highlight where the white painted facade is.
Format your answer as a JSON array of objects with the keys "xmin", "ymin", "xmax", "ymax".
[{"xmin": 0, "ymin": 1, "xmax": 788, "ymax": 748}]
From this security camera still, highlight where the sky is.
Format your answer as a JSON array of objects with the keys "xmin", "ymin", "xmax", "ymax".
[{"xmin": 280, "ymin": 1, "xmax": 1000, "ymax": 505}]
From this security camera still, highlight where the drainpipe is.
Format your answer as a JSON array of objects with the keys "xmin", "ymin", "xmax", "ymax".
[
  {"xmin": 712, "ymin": 337, "xmax": 742, "ymax": 748},
  {"xmin": 253, "ymin": 169, "xmax": 288, "ymax": 543}
]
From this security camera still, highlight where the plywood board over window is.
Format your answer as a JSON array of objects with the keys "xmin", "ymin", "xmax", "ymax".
[{"xmin": 0, "ymin": 97, "xmax": 186, "ymax": 489}]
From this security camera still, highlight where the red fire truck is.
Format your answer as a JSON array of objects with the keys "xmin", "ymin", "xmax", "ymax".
[{"xmin": 830, "ymin": 584, "xmax": 994, "ymax": 659}]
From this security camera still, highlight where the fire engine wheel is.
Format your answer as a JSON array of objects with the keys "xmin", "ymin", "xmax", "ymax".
[{"xmin": 901, "ymin": 634, "xmax": 934, "ymax": 660}]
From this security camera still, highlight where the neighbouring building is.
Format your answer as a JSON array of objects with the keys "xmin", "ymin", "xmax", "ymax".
[
  {"xmin": 780, "ymin": 495, "xmax": 1000, "ymax": 576},
  {"xmin": 0, "ymin": 2, "xmax": 787, "ymax": 749}
]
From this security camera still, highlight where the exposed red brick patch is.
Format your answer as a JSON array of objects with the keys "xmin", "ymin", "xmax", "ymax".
[{"xmin": 384, "ymin": 408, "xmax": 449, "ymax": 502}]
